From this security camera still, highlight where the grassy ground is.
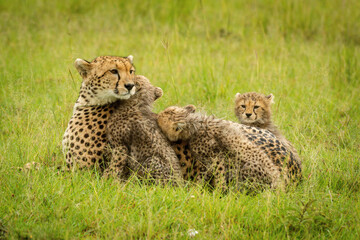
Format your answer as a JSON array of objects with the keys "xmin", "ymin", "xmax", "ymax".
[{"xmin": 1, "ymin": 0, "xmax": 360, "ymax": 239}]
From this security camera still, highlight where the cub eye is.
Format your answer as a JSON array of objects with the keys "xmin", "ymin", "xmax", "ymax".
[
  {"xmin": 175, "ymin": 127, "xmax": 181, "ymax": 131},
  {"xmin": 254, "ymin": 106, "xmax": 260, "ymax": 109},
  {"xmin": 130, "ymin": 69, "xmax": 135, "ymax": 74},
  {"xmin": 241, "ymin": 105, "xmax": 246, "ymax": 108},
  {"xmin": 110, "ymin": 69, "xmax": 118, "ymax": 74}
]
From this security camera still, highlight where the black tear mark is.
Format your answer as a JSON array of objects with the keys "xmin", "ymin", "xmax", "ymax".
[{"xmin": 114, "ymin": 72, "xmax": 121, "ymax": 93}]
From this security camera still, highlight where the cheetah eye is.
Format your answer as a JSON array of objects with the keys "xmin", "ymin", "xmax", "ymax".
[
  {"xmin": 110, "ymin": 69, "xmax": 118, "ymax": 74},
  {"xmin": 254, "ymin": 106, "xmax": 260, "ymax": 109},
  {"xmin": 175, "ymin": 127, "xmax": 181, "ymax": 131},
  {"xmin": 241, "ymin": 105, "xmax": 246, "ymax": 108},
  {"xmin": 130, "ymin": 69, "xmax": 135, "ymax": 74}
]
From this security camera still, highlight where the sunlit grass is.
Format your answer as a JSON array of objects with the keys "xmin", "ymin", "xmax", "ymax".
[{"xmin": 0, "ymin": 0, "xmax": 359, "ymax": 238}]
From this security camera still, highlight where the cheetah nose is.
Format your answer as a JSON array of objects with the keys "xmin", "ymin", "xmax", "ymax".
[
  {"xmin": 246, "ymin": 113, "xmax": 252, "ymax": 118},
  {"xmin": 125, "ymin": 83, "xmax": 134, "ymax": 91}
]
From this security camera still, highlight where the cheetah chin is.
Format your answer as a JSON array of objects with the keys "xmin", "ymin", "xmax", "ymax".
[
  {"xmin": 119, "ymin": 87, "xmax": 136, "ymax": 99},
  {"xmin": 99, "ymin": 88, "xmax": 136, "ymax": 102}
]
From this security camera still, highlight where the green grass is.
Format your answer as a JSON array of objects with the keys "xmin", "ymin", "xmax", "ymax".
[{"xmin": 1, "ymin": 0, "xmax": 360, "ymax": 239}]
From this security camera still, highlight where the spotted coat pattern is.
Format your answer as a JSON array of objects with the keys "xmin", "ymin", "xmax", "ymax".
[
  {"xmin": 157, "ymin": 105, "xmax": 290, "ymax": 191},
  {"xmin": 62, "ymin": 56, "xmax": 135, "ymax": 169},
  {"xmin": 104, "ymin": 76, "xmax": 183, "ymax": 184},
  {"xmin": 235, "ymin": 92, "xmax": 302, "ymax": 181}
]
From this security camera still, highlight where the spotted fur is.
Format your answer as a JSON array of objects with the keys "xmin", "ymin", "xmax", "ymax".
[
  {"xmin": 104, "ymin": 76, "xmax": 183, "ymax": 184},
  {"xmin": 235, "ymin": 92, "xmax": 302, "ymax": 181},
  {"xmin": 172, "ymin": 140, "xmax": 196, "ymax": 181},
  {"xmin": 62, "ymin": 55, "xmax": 135, "ymax": 169},
  {"xmin": 157, "ymin": 105, "xmax": 296, "ymax": 191}
]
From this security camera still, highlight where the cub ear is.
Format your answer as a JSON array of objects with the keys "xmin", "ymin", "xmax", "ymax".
[
  {"xmin": 266, "ymin": 94, "xmax": 274, "ymax": 104},
  {"xmin": 154, "ymin": 87, "xmax": 163, "ymax": 100},
  {"xmin": 235, "ymin": 93, "xmax": 241, "ymax": 98},
  {"xmin": 74, "ymin": 58, "xmax": 92, "ymax": 77},
  {"xmin": 127, "ymin": 55, "xmax": 134, "ymax": 64},
  {"xmin": 184, "ymin": 105, "xmax": 196, "ymax": 113}
]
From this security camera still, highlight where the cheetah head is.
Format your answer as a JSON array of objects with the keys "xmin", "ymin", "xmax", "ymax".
[
  {"xmin": 157, "ymin": 105, "xmax": 196, "ymax": 142},
  {"xmin": 74, "ymin": 55, "xmax": 136, "ymax": 106},
  {"xmin": 234, "ymin": 92, "xmax": 274, "ymax": 125},
  {"xmin": 133, "ymin": 75, "xmax": 163, "ymax": 105}
]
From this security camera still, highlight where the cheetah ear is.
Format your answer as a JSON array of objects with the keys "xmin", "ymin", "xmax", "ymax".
[
  {"xmin": 154, "ymin": 87, "xmax": 163, "ymax": 100},
  {"xmin": 266, "ymin": 94, "xmax": 274, "ymax": 104},
  {"xmin": 184, "ymin": 105, "xmax": 196, "ymax": 113},
  {"xmin": 235, "ymin": 93, "xmax": 242, "ymax": 101},
  {"xmin": 127, "ymin": 55, "xmax": 134, "ymax": 64},
  {"xmin": 74, "ymin": 58, "xmax": 92, "ymax": 78}
]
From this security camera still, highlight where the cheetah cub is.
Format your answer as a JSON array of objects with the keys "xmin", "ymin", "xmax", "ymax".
[
  {"xmin": 104, "ymin": 76, "xmax": 183, "ymax": 184},
  {"xmin": 234, "ymin": 92, "xmax": 301, "ymax": 169},
  {"xmin": 157, "ymin": 105, "xmax": 284, "ymax": 191}
]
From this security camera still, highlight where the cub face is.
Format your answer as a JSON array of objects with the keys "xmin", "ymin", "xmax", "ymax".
[
  {"xmin": 74, "ymin": 55, "xmax": 136, "ymax": 104},
  {"xmin": 157, "ymin": 105, "xmax": 196, "ymax": 142},
  {"xmin": 133, "ymin": 75, "xmax": 163, "ymax": 104},
  {"xmin": 235, "ymin": 92, "xmax": 274, "ymax": 125}
]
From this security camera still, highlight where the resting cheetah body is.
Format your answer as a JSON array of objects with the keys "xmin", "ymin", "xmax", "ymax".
[
  {"xmin": 62, "ymin": 55, "xmax": 135, "ymax": 169},
  {"xmin": 235, "ymin": 92, "xmax": 302, "ymax": 179},
  {"xmin": 157, "ymin": 105, "xmax": 296, "ymax": 190},
  {"xmin": 104, "ymin": 76, "xmax": 183, "ymax": 183}
]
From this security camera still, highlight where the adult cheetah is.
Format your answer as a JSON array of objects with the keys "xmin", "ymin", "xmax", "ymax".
[
  {"xmin": 62, "ymin": 55, "xmax": 135, "ymax": 169},
  {"xmin": 104, "ymin": 76, "xmax": 183, "ymax": 184}
]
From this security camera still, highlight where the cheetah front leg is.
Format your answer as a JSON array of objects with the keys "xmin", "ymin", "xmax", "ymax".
[
  {"xmin": 103, "ymin": 144, "xmax": 129, "ymax": 181},
  {"xmin": 210, "ymin": 156, "xmax": 228, "ymax": 193},
  {"xmin": 140, "ymin": 156, "xmax": 183, "ymax": 186}
]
